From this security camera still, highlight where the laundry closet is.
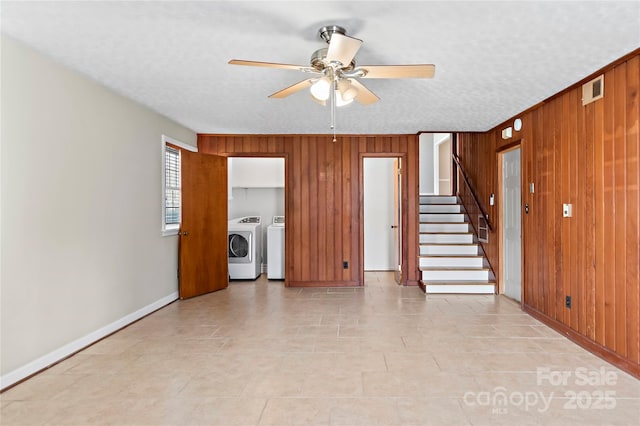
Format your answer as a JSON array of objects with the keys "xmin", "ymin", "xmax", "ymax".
[{"xmin": 227, "ymin": 157, "xmax": 285, "ymax": 280}]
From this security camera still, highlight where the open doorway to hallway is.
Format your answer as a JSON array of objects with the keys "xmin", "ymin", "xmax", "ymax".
[{"xmin": 419, "ymin": 133, "xmax": 452, "ymax": 195}]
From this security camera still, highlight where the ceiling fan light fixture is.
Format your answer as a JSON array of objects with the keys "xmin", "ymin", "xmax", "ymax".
[
  {"xmin": 337, "ymin": 79, "xmax": 358, "ymax": 103},
  {"xmin": 335, "ymin": 89, "xmax": 354, "ymax": 107},
  {"xmin": 310, "ymin": 77, "xmax": 331, "ymax": 101}
]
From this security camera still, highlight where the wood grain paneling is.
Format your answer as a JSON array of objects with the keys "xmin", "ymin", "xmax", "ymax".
[
  {"xmin": 198, "ymin": 134, "xmax": 420, "ymax": 288},
  {"xmin": 456, "ymin": 50, "xmax": 640, "ymax": 378}
]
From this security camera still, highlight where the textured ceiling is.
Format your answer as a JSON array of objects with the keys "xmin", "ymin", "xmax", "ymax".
[{"xmin": 1, "ymin": 1, "xmax": 639, "ymax": 134}]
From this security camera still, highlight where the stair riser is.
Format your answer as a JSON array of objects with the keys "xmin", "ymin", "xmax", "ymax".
[
  {"xmin": 420, "ymin": 245, "xmax": 479, "ymax": 256},
  {"xmin": 420, "ymin": 223, "xmax": 469, "ymax": 233},
  {"xmin": 420, "ymin": 234, "xmax": 474, "ymax": 244},
  {"xmin": 420, "ymin": 196, "xmax": 457, "ymax": 205},
  {"xmin": 421, "ymin": 205, "xmax": 461, "ymax": 213},
  {"xmin": 422, "ymin": 270, "xmax": 490, "ymax": 281},
  {"xmin": 420, "ymin": 257, "xmax": 484, "ymax": 268},
  {"xmin": 425, "ymin": 284, "xmax": 495, "ymax": 294},
  {"xmin": 420, "ymin": 213, "xmax": 465, "ymax": 223}
]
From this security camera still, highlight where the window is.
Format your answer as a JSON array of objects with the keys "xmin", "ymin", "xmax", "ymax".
[
  {"xmin": 161, "ymin": 135, "xmax": 196, "ymax": 236},
  {"xmin": 165, "ymin": 146, "xmax": 181, "ymax": 229}
]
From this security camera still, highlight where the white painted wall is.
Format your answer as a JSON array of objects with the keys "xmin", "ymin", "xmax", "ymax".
[
  {"xmin": 363, "ymin": 158, "xmax": 396, "ymax": 271},
  {"xmin": 0, "ymin": 36, "xmax": 196, "ymax": 387},
  {"xmin": 230, "ymin": 157, "xmax": 284, "ymax": 188},
  {"xmin": 419, "ymin": 133, "xmax": 435, "ymax": 194},
  {"xmin": 437, "ymin": 136, "xmax": 452, "ymax": 195}
]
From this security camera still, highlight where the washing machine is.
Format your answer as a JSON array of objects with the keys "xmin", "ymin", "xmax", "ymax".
[
  {"xmin": 267, "ymin": 216, "xmax": 285, "ymax": 279},
  {"xmin": 228, "ymin": 216, "xmax": 262, "ymax": 280}
]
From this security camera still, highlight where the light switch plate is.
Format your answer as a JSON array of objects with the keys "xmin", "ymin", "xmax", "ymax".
[{"xmin": 563, "ymin": 203, "xmax": 572, "ymax": 218}]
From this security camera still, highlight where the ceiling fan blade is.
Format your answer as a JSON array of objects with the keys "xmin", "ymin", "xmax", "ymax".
[
  {"xmin": 326, "ymin": 33, "xmax": 363, "ymax": 66},
  {"xmin": 268, "ymin": 79, "xmax": 314, "ymax": 99},
  {"xmin": 350, "ymin": 79, "xmax": 379, "ymax": 105},
  {"xmin": 361, "ymin": 64, "xmax": 436, "ymax": 79},
  {"xmin": 229, "ymin": 59, "xmax": 309, "ymax": 72}
]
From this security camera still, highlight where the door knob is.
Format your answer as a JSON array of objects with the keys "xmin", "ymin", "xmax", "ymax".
[{"xmin": 390, "ymin": 225, "xmax": 398, "ymax": 229}]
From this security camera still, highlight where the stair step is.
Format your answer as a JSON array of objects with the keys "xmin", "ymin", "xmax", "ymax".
[
  {"xmin": 419, "ymin": 256, "xmax": 484, "ymax": 268},
  {"xmin": 420, "ymin": 244, "xmax": 479, "ymax": 256},
  {"xmin": 417, "ymin": 196, "xmax": 493, "ymax": 295},
  {"xmin": 420, "ymin": 223, "xmax": 470, "ymax": 233},
  {"xmin": 421, "ymin": 268, "xmax": 490, "ymax": 281},
  {"xmin": 420, "ymin": 204, "xmax": 462, "ymax": 213},
  {"xmin": 420, "ymin": 213, "xmax": 465, "ymax": 223},
  {"xmin": 422, "ymin": 281, "xmax": 496, "ymax": 294},
  {"xmin": 420, "ymin": 233, "xmax": 474, "ymax": 244},
  {"xmin": 420, "ymin": 196, "xmax": 458, "ymax": 205}
]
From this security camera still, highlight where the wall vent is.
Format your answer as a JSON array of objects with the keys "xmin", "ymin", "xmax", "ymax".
[
  {"xmin": 582, "ymin": 74, "xmax": 604, "ymax": 106},
  {"xmin": 478, "ymin": 215, "xmax": 489, "ymax": 243}
]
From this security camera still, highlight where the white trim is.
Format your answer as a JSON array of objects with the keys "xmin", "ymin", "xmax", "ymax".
[
  {"xmin": 426, "ymin": 284, "xmax": 495, "ymax": 294},
  {"xmin": 0, "ymin": 291, "xmax": 179, "ymax": 391},
  {"xmin": 162, "ymin": 134, "xmax": 197, "ymax": 153},
  {"xmin": 161, "ymin": 135, "xmax": 197, "ymax": 236}
]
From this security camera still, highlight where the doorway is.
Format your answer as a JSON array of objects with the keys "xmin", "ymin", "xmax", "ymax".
[
  {"xmin": 419, "ymin": 133, "xmax": 452, "ymax": 195},
  {"xmin": 500, "ymin": 147, "xmax": 522, "ymax": 302},
  {"xmin": 227, "ymin": 157, "xmax": 286, "ymax": 281},
  {"xmin": 363, "ymin": 157, "xmax": 402, "ymax": 283}
]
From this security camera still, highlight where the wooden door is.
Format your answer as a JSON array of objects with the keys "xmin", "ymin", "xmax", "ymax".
[{"xmin": 179, "ymin": 150, "xmax": 228, "ymax": 299}]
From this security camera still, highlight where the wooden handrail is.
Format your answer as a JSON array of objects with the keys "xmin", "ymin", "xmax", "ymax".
[{"xmin": 452, "ymin": 154, "xmax": 494, "ymax": 232}]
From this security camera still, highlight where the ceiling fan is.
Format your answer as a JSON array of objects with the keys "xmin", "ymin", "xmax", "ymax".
[{"xmin": 228, "ymin": 25, "xmax": 435, "ymax": 137}]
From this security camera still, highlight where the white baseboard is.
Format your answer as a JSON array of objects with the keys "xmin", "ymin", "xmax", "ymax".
[{"xmin": 0, "ymin": 291, "xmax": 178, "ymax": 391}]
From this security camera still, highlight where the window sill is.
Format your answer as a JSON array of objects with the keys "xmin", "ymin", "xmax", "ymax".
[{"xmin": 162, "ymin": 226, "xmax": 179, "ymax": 237}]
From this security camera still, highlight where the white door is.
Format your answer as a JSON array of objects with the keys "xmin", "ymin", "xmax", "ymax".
[
  {"xmin": 364, "ymin": 158, "xmax": 396, "ymax": 270},
  {"xmin": 503, "ymin": 148, "xmax": 522, "ymax": 301}
]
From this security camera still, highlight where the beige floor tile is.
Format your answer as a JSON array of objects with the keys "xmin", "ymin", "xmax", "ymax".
[
  {"xmin": 396, "ymin": 397, "xmax": 471, "ymax": 425},
  {"xmin": 301, "ymin": 371, "xmax": 363, "ymax": 397},
  {"xmin": 1, "ymin": 373, "xmax": 85, "ymax": 401},
  {"xmin": 2, "ymin": 272, "xmax": 638, "ymax": 425},
  {"xmin": 362, "ymin": 370, "xmax": 423, "ymax": 397},
  {"xmin": 329, "ymin": 397, "xmax": 402, "ymax": 425},
  {"xmin": 259, "ymin": 397, "xmax": 332, "ymax": 426},
  {"xmin": 188, "ymin": 397, "xmax": 267, "ymax": 425},
  {"xmin": 242, "ymin": 371, "xmax": 305, "ymax": 397},
  {"xmin": 385, "ymin": 352, "xmax": 441, "ymax": 372}
]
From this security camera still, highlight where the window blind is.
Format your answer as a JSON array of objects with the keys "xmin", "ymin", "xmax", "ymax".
[{"xmin": 165, "ymin": 146, "xmax": 180, "ymax": 225}]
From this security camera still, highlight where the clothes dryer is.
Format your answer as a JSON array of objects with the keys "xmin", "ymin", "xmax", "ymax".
[{"xmin": 228, "ymin": 216, "xmax": 262, "ymax": 279}]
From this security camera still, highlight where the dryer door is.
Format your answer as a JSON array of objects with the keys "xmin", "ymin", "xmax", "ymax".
[{"xmin": 228, "ymin": 230, "xmax": 252, "ymax": 263}]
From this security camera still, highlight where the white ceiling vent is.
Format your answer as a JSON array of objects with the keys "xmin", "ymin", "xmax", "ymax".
[{"xmin": 582, "ymin": 74, "xmax": 604, "ymax": 106}]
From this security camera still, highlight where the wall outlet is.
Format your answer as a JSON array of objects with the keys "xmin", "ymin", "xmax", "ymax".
[
  {"xmin": 565, "ymin": 295, "xmax": 571, "ymax": 308},
  {"xmin": 343, "ymin": 261, "xmax": 348, "ymax": 269}
]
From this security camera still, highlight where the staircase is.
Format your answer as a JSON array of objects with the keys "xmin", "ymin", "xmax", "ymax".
[{"xmin": 418, "ymin": 195, "xmax": 495, "ymax": 294}]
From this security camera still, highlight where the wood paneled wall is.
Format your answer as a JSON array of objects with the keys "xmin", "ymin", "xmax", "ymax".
[
  {"xmin": 198, "ymin": 134, "xmax": 420, "ymax": 287},
  {"xmin": 456, "ymin": 50, "xmax": 639, "ymax": 377}
]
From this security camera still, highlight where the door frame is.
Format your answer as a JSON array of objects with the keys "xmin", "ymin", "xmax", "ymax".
[
  {"xmin": 226, "ymin": 153, "xmax": 289, "ymax": 286},
  {"xmin": 359, "ymin": 153, "xmax": 408, "ymax": 285},
  {"xmin": 497, "ymin": 143, "xmax": 523, "ymax": 304}
]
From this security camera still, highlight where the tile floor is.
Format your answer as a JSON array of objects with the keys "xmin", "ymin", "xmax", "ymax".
[{"xmin": 1, "ymin": 272, "xmax": 639, "ymax": 425}]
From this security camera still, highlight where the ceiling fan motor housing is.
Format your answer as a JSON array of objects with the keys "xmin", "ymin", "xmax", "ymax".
[
  {"xmin": 311, "ymin": 48, "xmax": 356, "ymax": 73},
  {"xmin": 318, "ymin": 25, "xmax": 347, "ymax": 44}
]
